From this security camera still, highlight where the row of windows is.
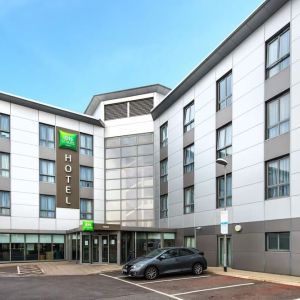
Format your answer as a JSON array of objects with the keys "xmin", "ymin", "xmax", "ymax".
[
  {"xmin": 0, "ymin": 119, "xmax": 93, "ymax": 156},
  {"xmin": 160, "ymin": 155, "xmax": 290, "ymax": 218},
  {"xmin": 0, "ymin": 192, "xmax": 93, "ymax": 219}
]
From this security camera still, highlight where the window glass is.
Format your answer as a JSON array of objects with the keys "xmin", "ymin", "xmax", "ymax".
[
  {"xmin": 121, "ymin": 146, "xmax": 137, "ymax": 157},
  {"xmin": 0, "ymin": 153, "xmax": 10, "ymax": 177},
  {"xmin": 39, "ymin": 159, "xmax": 55, "ymax": 183},
  {"xmin": 0, "ymin": 114, "xmax": 10, "ymax": 139},
  {"xmin": 184, "ymin": 144, "xmax": 194, "ymax": 173},
  {"xmin": 184, "ymin": 186, "xmax": 194, "ymax": 214},
  {"xmin": 138, "ymin": 133, "xmax": 153, "ymax": 145},
  {"xmin": 39, "ymin": 124, "xmax": 55, "ymax": 148},
  {"xmin": 217, "ymin": 72, "xmax": 232, "ymax": 110},
  {"xmin": 121, "ymin": 136, "xmax": 137, "ymax": 146},
  {"xmin": 0, "ymin": 191, "xmax": 10, "ymax": 216},
  {"xmin": 217, "ymin": 174, "xmax": 232, "ymax": 208},
  {"xmin": 137, "ymin": 177, "xmax": 153, "ymax": 188},
  {"xmin": 121, "ymin": 189, "xmax": 137, "ymax": 200},
  {"xmin": 53, "ymin": 235, "xmax": 64, "ymax": 243},
  {"xmin": 106, "ymin": 158, "xmax": 121, "ymax": 169},
  {"xmin": 138, "ymin": 187, "xmax": 153, "ymax": 199},
  {"xmin": 80, "ymin": 134, "xmax": 93, "ymax": 156},
  {"xmin": 179, "ymin": 249, "xmax": 194, "ymax": 256},
  {"xmin": 184, "ymin": 102, "xmax": 195, "ymax": 132},
  {"xmin": 122, "ymin": 178, "xmax": 137, "ymax": 189},
  {"xmin": 122, "ymin": 210, "xmax": 137, "ymax": 221},
  {"xmin": 106, "ymin": 190, "xmax": 120, "ymax": 201},
  {"xmin": 184, "ymin": 237, "xmax": 195, "ymax": 248},
  {"xmin": 106, "ymin": 179, "xmax": 120, "ymax": 190},
  {"xmin": 106, "ymin": 201, "xmax": 121, "ymax": 210},
  {"xmin": 121, "ymin": 167, "xmax": 137, "ymax": 178},
  {"xmin": 80, "ymin": 199, "xmax": 93, "ymax": 219},
  {"xmin": 160, "ymin": 159, "xmax": 168, "ymax": 182},
  {"xmin": 80, "ymin": 166, "xmax": 94, "ymax": 187},
  {"xmin": 138, "ymin": 144, "xmax": 153, "ymax": 156},
  {"xmin": 138, "ymin": 199, "xmax": 154, "ymax": 209},
  {"xmin": 160, "ymin": 195, "xmax": 168, "ymax": 218},
  {"xmin": 40, "ymin": 195, "xmax": 56, "ymax": 218},
  {"xmin": 267, "ymin": 232, "xmax": 290, "ymax": 251},
  {"xmin": 106, "ymin": 137, "xmax": 120, "ymax": 148},
  {"xmin": 121, "ymin": 200, "xmax": 136, "ymax": 210},
  {"xmin": 106, "ymin": 169, "xmax": 120, "ymax": 180},
  {"xmin": 160, "ymin": 123, "xmax": 168, "ymax": 147},
  {"xmin": 122, "ymin": 157, "xmax": 137, "ymax": 168},
  {"xmin": 138, "ymin": 166, "xmax": 153, "ymax": 177},
  {"xmin": 138, "ymin": 155, "xmax": 153, "ymax": 167},
  {"xmin": 217, "ymin": 124, "xmax": 232, "ymax": 158}
]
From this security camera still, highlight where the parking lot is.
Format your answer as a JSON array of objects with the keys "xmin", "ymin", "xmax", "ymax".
[{"xmin": 0, "ymin": 269, "xmax": 300, "ymax": 299}]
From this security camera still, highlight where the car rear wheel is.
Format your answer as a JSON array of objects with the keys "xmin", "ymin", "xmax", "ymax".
[
  {"xmin": 144, "ymin": 266, "xmax": 158, "ymax": 280},
  {"xmin": 192, "ymin": 263, "xmax": 203, "ymax": 275}
]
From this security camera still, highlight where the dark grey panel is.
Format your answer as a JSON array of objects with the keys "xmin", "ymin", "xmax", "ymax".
[
  {"xmin": 39, "ymin": 147, "xmax": 56, "ymax": 161},
  {"xmin": 183, "ymin": 227, "xmax": 195, "ymax": 236},
  {"xmin": 216, "ymin": 155, "xmax": 232, "ymax": 177},
  {"xmin": 265, "ymin": 67, "xmax": 290, "ymax": 101},
  {"xmin": 183, "ymin": 128, "xmax": 194, "ymax": 148},
  {"xmin": 151, "ymin": 0, "xmax": 289, "ymax": 120},
  {"xmin": 264, "ymin": 252, "xmax": 290, "ymax": 274},
  {"xmin": 197, "ymin": 235, "xmax": 218, "ymax": 266},
  {"xmin": 291, "ymin": 254, "xmax": 300, "ymax": 276},
  {"xmin": 265, "ymin": 218, "xmax": 291, "ymax": 232},
  {"xmin": 85, "ymin": 84, "xmax": 171, "ymax": 115},
  {"xmin": 160, "ymin": 146, "xmax": 168, "ymax": 161},
  {"xmin": 0, "ymin": 138, "xmax": 10, "ymax": 153},
  {"xmin": 39, "ymin": 182, "xmax": 56, "ymax": 195},
  {"xmin": 0, "ymin": 93, "xmax": 104, "ymax": 127},
  {"xmin": 204, "ymin": 251, "xmax": 218, "ymax": 267},
  {"xmin": 80, "ymin": 155, "xmax": 94, "ymax": 167},
  {"xmin": 264, "ymin": 133, "xmax": 290, "ymax": 161},
  {"xmin": 232, "ymin": 233, "xmax": 265, "ymax": 252},
  {"xmin": 80, "ymin": 187, "xmax": 94, "ymax": 199},
  {"xmin": 0, "ymin": 177, "xmax": 10, "ymax": 191},
  {"xmin": 130, "ymin": 98, "xmax": 153, "ymax": 117},
  {"xmin": 183, "ymin": 172, "xmax": 194, "ymax": 188},
  {"xmin": 216, "ymin": 106, "xmax": 232, "ymax": 129},
  {"xmin": 290, "ymin": 232, "xmax": 300, "ymax": 254},
  {"xmin": 291, "ymin": 218, "xmax": 300, "ymax": 231},
  {"xmin": 160, "ymin": 181, "xmax": 168, "ymax": 195},
  {"xmin": 234, "ymin": 221, "xmax": 265, "ymax": 234},
  {"xmin": 232, "ymin": 252, "xmax": 265, "ymax": 272}
]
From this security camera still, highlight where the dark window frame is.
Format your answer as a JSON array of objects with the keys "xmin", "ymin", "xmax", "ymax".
[
  {"xmin": 160, "ymin": 159, "xmax": 168, "ymax": 183},
  {"xmin": 39, "ymin": 123, "xmax": 55, "ymax": 149},
  {"xmin": 216, "ymin": 173, "xmax": 232, "ymax": 208},
  {"xmin": 183, "ymin": 101, "xmax": 195, "ymax": 133},
  {"xmin": 0, "ymin": 152, "xmax": 10, "ymax": 178},
  {"xmin": 0, "ymin": 113, "xmax": 10, "ymax": 139},
  {"xmin": 160, "ymin": 122, "xmax": 168, "ymax": 148},
  {"xmin": 80, "ymin": 133, "xmax": 93, "ymax": 156},
  {"xmin": 266, "ymin": 155, "xmax": 290, "ymax": 200},
  {"xmin": 40, "ymin": 195, "xmax": 56, "ymax": 218},
  {"xmin": 0, "ymin": 191, "xmax": 10, "ymax": 216},
  {"xmin": 39, "ymin": 159, "xmax": 55, "ymax": 183},
  {"xmin": 80, "ymin": 198, "xmax": 94, "ymax": 220},
  {"xmin": 184, "ymin": 186, "xmax": 194, "ymax": 214},
  {"xmin": 160, "ymin": 194, "xmax": 168, "ymax": 219},
  {"xmin": 216, "ymin": 71, "xmax": 232, "ymax": 111},
  {"xmin": 216, "ymin": 123, "xmax": 232, "ymax": 159},
  {"xmin": 265, "ymin": 25, "xmax": 290, "ymax": 79},
  {"xmin": 184, "ymin": 144, "xmax": 194, "ymax": 173},
  {"xmin": 266, "ymin": 232, "xmax": 290, "ymax": 252},
  {"xmin": 80, "ymin": 166, "xmax": 94, "ymax": 188}
]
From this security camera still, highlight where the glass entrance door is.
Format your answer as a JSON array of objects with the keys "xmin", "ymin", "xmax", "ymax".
[
  {"xmin": 218, "ymin": 236, "xmax": 232, "ymax": 267},
  {"xmin": 101, "ymin": 236, "xmax": 108, "ymax": 263},
  {"xmin": 92, "ymin": 236, "xmax": 99, "ymax": 263},
  {"xmin": 82, "ymin": 235, "xmax": 90, "ymax": 263}
]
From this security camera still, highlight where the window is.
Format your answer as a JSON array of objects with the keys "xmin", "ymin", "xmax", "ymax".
[
  {"xmin": 160, "ymin": 123, "xmax": 168, "ymax": 147},
  {"xmin": 184, "ymin": 236, "xmax": 195, "ymax": 248},
  {"xmin": 266, "ymin": 232, "xmax": 290, "ymax": 251},
  {"xmin": 184, "ymin": 144, "xmax": 194, "ymax": 173},
  {"xmin": 0, "ymin": 114, "xmax": 10, "ymax": 139},
  {"xmin": 266, "ymin": 27, "xmax": 290, "ymax": 78},
  {"xmin": 266, "ymin": 156, "xmax": 289, "ymax": 199},
  {"xmin": 217, "ymin": 72, "xmax": 232, "ymax": 111},
  {"xmin": 217, "ymin": 174, "xmax": 232, "ymax": 208},
  {"xmin": 184, "ymin": 101, "xmax": 195, "ymax": 133},
  {"xmin": 39, "ymin": 124, "xmax": 55, "ymax": 148},
  {"xmin": 179, "ymin": 248, "xmax": 194, "ymax": 256},
  {"xmin": 217, "ymin": 123, "xmax": 232, "ymax": 158},
  {"xmin": 40, "ymin": 195, "xmax": 56, "ymax": 218},
  {"xmin": 80, "ymin": 199, "xmax": 93, "ymax": 220},
  {"xmin": 0, "ymin": 191, "xmax": 10, "ymax": 216},
  {"xmin": 0, "ymin": 153, "xmax": 9, "ymax": 177},
  {"xmin": 160, "ymin": 159, "xmax": 168, "ymax": 183},
  {"xmin": 80, "ymin": 166, "xmax": 94, "ymax": 187},
  {"xmin": 184, "ymin": 186, "xmax": 194, "ymax": 214},
  {"xmin": 40, "ymin": 160, "xmax": 55, "ymax": 183},
  {"xmin": 160, "ymin": 195, "xmax": 168, "ymax": 219},
  {"xmin": 266, "ymin": 93, "xmax": 290, "ymax": 139},
  {"xmin": 80, "ymin": 134, "xmax": 93, "ymax": 156}
]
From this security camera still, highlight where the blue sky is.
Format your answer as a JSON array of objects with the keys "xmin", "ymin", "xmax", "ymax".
[{"xmin": 0, "ymin": 0, "xmax": 262, "ymax": 113}]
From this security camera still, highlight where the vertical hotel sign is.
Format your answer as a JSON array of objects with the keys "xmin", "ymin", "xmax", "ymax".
[{"xmin": 56, "ymin": 128, "xmax": 80, "ymax": 209}]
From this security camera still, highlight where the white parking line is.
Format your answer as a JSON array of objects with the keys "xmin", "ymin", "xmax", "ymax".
[
  {"xmin": 139, "ymin": 275, "xmax": 210, "ymax": 285},
  {"xmin": 100, "ymin": 273, "xmax": 183, "ymax": 300},
  {"xmin": 172, "ymin": 282, "xmax": 255, "ymax": 296}
]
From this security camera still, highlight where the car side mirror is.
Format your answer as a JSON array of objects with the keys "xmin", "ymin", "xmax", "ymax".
[{"xmin": 159, "ymin": 254, "xmax": 167, "ymax": 260}]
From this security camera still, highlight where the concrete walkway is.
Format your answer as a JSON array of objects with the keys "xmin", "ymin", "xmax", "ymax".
[{"xmin": 208, "ymin": 266, "xmax": 300, "ymax": 287}]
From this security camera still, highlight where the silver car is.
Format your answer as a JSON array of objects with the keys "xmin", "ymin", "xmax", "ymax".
[{"xmin": 122, "ymin": 247, "xmax": 207, "ymax": 280}]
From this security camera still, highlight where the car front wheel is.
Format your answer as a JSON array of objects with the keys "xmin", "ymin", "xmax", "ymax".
[
  {"xmin": 144, "ymin": 266, "xmax": 158, "ymax": 280},
  {"xmin": 192, "ymin": 263, "xmax": 203, "ymax": 275}
]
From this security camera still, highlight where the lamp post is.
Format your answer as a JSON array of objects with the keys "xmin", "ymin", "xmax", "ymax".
[
  {"xmin": 216, "ymin": 157, "xmax": 228, "ymax": 272},
  {"xmin": 194, "ymin": 226, "xmax": 201, "ymax": 248}
]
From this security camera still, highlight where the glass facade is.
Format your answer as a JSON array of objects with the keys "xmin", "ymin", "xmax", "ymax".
[
  {"xmin": 0, "ymin": 233, "xmax": 65, "ymax": 261},
  {"xmin": 105, "ymin": 133, "xmax": 154, "ymax": 227}
]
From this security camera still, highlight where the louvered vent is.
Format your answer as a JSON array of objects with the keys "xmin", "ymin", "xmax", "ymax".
[
  {"xmin": 105, "ymin": 102, "xmax": 128, "ymax": 120},
  {"xmin": 129, "ymin": 98, "xmax": 154, "ymax": 117}
]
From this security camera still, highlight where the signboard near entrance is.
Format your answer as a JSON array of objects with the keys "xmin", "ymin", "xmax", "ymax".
[
  {"xmin": 220, "ymin": 210, "xmax": 228, "ymax": 234},
  {"xmin": 83, "ymin": 220, "xmax": 94, "ymax": 232}
]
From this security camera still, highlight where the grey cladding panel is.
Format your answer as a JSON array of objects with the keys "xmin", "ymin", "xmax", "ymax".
[
  {"xmin": 160, "ymin": 146, "xmax": 168, "ymax": 161},
  {"xmin": 130, "ymin": 98, "xmax": 153, "ymax": 117},
  {"xmin": 183, "ymin": 128, "xmax": 194, "ymax": 148},
  {"xmin": 40, "ymin": 182, "xmax": 56, "ymax": 195},
  {"xmin": 105, "ymin": 102, "xmax": 127, "ymax": 120},
  {"xmin": 216, "ymin": 106, "xmax": 232, "ymax": 129},
  {"xmin": 0, "ymin": 177, "xmax": 10, "ymax": 191},
  {"xmin": 264, "ymin": 133, "xmax": 290, "ymax": 161},
  {"xmin": 0, "ymin": 138, "xmax": 10, "ymax": 153}
]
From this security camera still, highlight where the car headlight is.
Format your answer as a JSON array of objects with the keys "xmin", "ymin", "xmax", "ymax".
[{"xmin": 132, "ymin": 262, "xmax": 145, "ymax": 269}]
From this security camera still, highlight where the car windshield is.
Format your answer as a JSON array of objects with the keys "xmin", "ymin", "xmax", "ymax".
[{"xmin": 145, "ymin": 248, "xmax": 165, "ymax": 258}]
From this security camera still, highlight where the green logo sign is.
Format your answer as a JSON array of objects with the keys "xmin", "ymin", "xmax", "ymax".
[
  {"xmin": 82, "ymin": 220, "xmax": 94, "ymax": 232},
  {"xmin": 59, "ymin": 130, "xmax": 78, "ymax": 151}
]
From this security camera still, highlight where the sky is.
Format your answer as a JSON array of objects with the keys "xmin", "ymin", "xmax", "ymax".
[{"xmin": 0, "ymin": 0, "xmax": 263, "ymax": 113}]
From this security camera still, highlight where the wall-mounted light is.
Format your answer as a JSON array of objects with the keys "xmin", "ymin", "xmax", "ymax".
[{"xmin": 235, "ymin": 224, "xmax": 242, "ymax": 232}]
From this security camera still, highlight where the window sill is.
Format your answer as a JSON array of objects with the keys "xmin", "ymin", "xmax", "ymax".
[{"xmin": 265, "ymin": 195, "xmax": 290, "ymax": 201}]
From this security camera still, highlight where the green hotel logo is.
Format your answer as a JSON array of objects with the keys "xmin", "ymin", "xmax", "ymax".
[
  {"xmin": 82, "ymin": 220, "xmax": 94, "ymax": 232},
  {"xmin": 59, "ymin": 130, "xmax": 78, "ymax": 151}
]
